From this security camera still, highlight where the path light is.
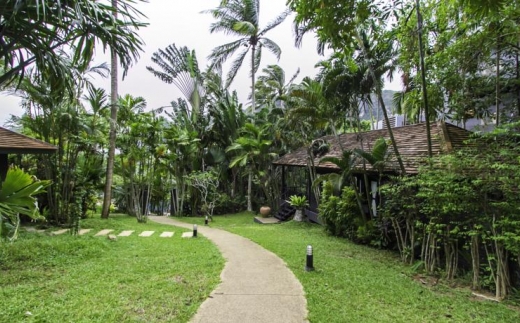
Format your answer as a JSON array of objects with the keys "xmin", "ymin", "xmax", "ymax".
[
  {"xmin": 305, "ymin": 245, "xmax": 314, "ymax": 272},
  {"xmin": 193, "ymin": 224, "xmax": 198, "ymax": 238},
  {"xmin": 205, "ymin": 215, "xmax": 209, "ymax": 226}
]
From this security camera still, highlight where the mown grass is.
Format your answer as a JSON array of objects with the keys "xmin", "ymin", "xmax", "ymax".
[
  {"xmin": 181, "ymin": 212, "xmax": 520, "ymax": 322},
  {"xmin": 0, "ymin": 214, "xmax": 224, "ymax": 323}
]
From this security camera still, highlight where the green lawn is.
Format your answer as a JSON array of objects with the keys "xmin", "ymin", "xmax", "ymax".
[
  {"xmin": 181, "ymin": 212, "xmax": 520, "ymax": 323},
  {"xmin": 2, "ymin": 213, "xmax": 518, "ymax": 322},
  {"xmin": 0, "ymin": 215, "xmax": 224, "ymax": 323}
]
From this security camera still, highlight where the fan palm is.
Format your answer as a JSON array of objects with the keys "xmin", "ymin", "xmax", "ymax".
[
  {"xmin": 147, "ymin": 44, "xmax": 205, "ymax": 115},
  {"xmin": 205, "ymin": 0, "xmax": 290, "ymax": 112}
]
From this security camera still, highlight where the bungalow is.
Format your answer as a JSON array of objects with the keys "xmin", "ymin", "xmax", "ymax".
[
  {"xmin": 272, "ymin": 121, "xmax": 472, "ymax": 223},
  {"xmin": 0, "ymin": 126, "xmax": 57, "ymax": 181}
]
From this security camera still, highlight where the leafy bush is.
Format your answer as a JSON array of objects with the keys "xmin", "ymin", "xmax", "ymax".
[
  {"xmin": 319, "ymin": 182, "xmax": 357, "ymax": 238},
  {"xmin": 380, "ymin": 122, "xmax": 520, "ymax": 299},
  {"xmin": 213, "ymin": 193, "xmax": 246, "ymax": 215}
]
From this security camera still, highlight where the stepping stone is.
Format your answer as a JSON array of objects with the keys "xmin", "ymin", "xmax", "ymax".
[
  {"xmin": 254, "ymin": 216, "xmax": 280, "ymax": 224},
  {"xmin": 118, "ymin": 230, "xmax": 134, "ymax": 237},
  {"xmin": 160, "ymin": 231, "xmax": 174, "ymax": 238},
  {"xmin": 95, "ymin": 229, "xmax": 114, "ymax": 236},
  {"xmin": 25, "ymin": 227, "xmax": 46, "ymax": 233},
  {"xmin": 139, "ymin": 231, "xmax": 154, "ymax": 237},
  {"xmin": 181, "ymin": 232, "xmax": 193, "ymax": 238},
  {"xmin": 52, "ymin": 229, "xmax": 69, "ymax": 235},
  {"xmin": 78, "ymin": 229, "xmax": 92, "ymax": 235}
]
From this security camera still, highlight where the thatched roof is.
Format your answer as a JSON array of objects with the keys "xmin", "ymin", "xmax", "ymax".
[
  {"xmin": 273, "ymin": 121, "xmax": 472, "ymax": 174},
  {"xmin": 0, "ymin": 127, "xmax": 57, "ymax": 154}
]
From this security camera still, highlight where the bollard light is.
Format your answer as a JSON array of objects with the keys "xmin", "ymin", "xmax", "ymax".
[
  {"xmin": 204, "ymin": 215, "xmax": 209, "ymax": 226},
  {"xmin": 305, "ymin": 245, "xmax": 314, "ymax": 271},
  {"xmin": 193, "ymin": 224, "xmax": 198, "ymax": 237}
]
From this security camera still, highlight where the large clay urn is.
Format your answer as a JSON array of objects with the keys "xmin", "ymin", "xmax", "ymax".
[{"xmin": 259, "ymin": 206, "xmax": 271, "ymax": 218}]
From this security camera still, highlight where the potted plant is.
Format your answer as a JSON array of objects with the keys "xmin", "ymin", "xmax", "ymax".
[{"xmin": 287, "ymin": 195, "xmax": 309, "ymax": 222}]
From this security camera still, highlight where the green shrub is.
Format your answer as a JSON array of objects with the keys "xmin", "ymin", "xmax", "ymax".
[{"xmin": 319, "ymin": 182, "xmax": 357, "ymax": 238}]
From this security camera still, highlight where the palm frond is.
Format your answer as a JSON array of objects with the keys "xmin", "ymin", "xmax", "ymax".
[
  {"xmin": 260, "ymin": 37, "xmax": 281, "ymax": 60},
  {"xmin": 208, "ymin": 39, "xmax": 245, "ymax": 71},
  {"xmin": 259, "ymin": 9, "xmax": 290, "ymax": 36},
  {"xmin": 225, "ymin": 47, "xmax": 250, "ymax": 88}
]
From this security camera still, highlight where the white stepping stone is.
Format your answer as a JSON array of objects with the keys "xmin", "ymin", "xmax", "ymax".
[
  {"xmin": 139, "ymin": 231, "xmax": 154, "ymax": 237},
  {"xmin": 160, "ymin": 232, "xmax": 174, "ymax": 238},
  {"xmin": 118, "ymin": 230, "xmax": 134, "ymax": 237},
  {"xmin": 95, "ymin": 229, "xmax": 113, "ymax": 236},
  {"xmin": 181, "ymin": 232, "xmax": 193, "ymax": 238},
  {"xmin": 78, "ymin": 229, "xmax": 92, "ymax": 235},
  {"xmin": 52, "ymin": 229, "xmax": 69, "ymax": 235}
]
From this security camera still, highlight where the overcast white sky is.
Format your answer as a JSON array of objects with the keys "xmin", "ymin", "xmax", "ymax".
[{"xmin": 0, "ymin": 0, "xmax": 401, "ymax": 124}]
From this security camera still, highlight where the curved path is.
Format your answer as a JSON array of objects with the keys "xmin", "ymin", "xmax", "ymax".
[{"xmin": 148, "ymin": 216, "xmax": 308, "ymax": 323}]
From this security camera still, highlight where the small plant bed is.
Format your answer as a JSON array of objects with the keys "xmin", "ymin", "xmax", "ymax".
[
  {"xmin": 179, "ymin": 213, "xmax": 520, "ymax": 322},
  {"xmin": 0, "ymin": 214, "xmax": 224, "ymax": 322}
]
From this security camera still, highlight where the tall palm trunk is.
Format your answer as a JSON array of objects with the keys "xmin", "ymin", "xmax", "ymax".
[
  {"xmin": 415, "ymin": 0, "xmax": 433, "ymax": 158},
  {"xmin": 246, "ymin": 45, "xmax": 256, "ymax": 212},
  {"xmin": 101, "ymin": 0, "xmax": 118, "ymax": 219},
  {"xmin": 354, "ymin": 28, "xmax": 406, "ymax": 174},
  {"xmin": 496, "ymin": 30, "xmax": 501, "ymax": 126},
  {"xmin": 251, "ymin": 44, "xmax": 256, "ymax": 114}
]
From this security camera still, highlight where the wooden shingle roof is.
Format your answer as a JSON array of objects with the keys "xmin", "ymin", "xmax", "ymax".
[
  {"xmin": 0, "ymin": 127, "xmax": 57, "ymax": 154},
  {"xmin": 273, "ymin": 121, "xmax": 472, "ymax": 174}
]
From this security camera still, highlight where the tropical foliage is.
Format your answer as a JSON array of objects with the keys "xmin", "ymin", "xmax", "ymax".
[
  {"xmin": 2, "ymin": 0, "xmax": 520, "ymax": 302},
  {"xmin": 0, "ymin": 167, "xmax": 50, "ymax": 241}
]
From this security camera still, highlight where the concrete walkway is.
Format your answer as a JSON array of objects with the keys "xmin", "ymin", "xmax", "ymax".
[{"xmin": 148, "ymin": 216, "xmax": 308, "ymax": 323}]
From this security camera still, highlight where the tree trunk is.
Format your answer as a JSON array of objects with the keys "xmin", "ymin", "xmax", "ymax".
[
  {"xmin": 496, "ymin": 31, "xmax": 501, "ymax": 126},
  {"xmin": 246, "ymin": 45, "xmax": 256, "ymax": 212},
  {"xmin": 251, "ymin": 44, "xmax": 256, "ymax": 114},
  {"xmin": 415, "ymin": 0, "xmax": 433, "ymax": 159},
  {"xmin": 354, "ymin": 29, "xmax": 406, "ymax": 174},
  {"xmin": 247, "ymin": 171, "xmax": 252, "ymax": 212},
  {"xmin": 101, "ymin": 0, "xmax": 118, "ymax": 219},
  {"xmin": 516, "ymin": 41, "xmax": 520, "ymax": 116}
]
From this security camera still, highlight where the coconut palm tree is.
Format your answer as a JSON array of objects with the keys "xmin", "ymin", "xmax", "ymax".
[
  {"xmin": 254, "ymin": 64, "xmax": 300, "ymax": 110},
  {"xmin": 205, "ymin": 0, "xmax": 290, "ymax": 112}
]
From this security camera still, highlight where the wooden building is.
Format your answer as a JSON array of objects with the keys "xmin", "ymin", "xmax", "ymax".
[
  {"xmin": 273, "ymin": 121, "xmax": 472, "ymax": 222},
  {"xmin": 0, "ymin": 127, "xmax": 57, "ymax": 181}
]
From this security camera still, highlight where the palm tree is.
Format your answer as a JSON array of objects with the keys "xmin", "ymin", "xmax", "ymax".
[
  {"xmin": 226, "ymin": 123, "xmax": 277, "ymax": 211},
  {"xmin": 101, "ymin": 0, "xmax": 120, "ymax": 219},
  {"xmin": 254, "ymin": 64, "xmax": 300, "ymax": 110},
  {"xmin": 0, "ymin": 0, "xmax": 146, "ymax": 90},
  {"xmin": 205, "ymin": 0, "xmax": 289, "ymax": 112},
  {"xmin": 318, "ymin": 150, "xmax": 366, "ymax": 223},
  {"xmin": 288, "ymin": 77, "xmax": 340, "ymax": 136}
]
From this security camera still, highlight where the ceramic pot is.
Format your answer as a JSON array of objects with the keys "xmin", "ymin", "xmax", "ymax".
[{"xmin": 259, "ymin": 206, "xmax": 271, "ymax": 217}]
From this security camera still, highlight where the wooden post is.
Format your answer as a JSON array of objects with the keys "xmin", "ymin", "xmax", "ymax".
[
  {"xmin": 281, "ymin": 166, "xmax": 286, "ymax": 200},
  {"xmin": 0, "ymin": 154, "xmax": 8, "ymax": 182}
]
